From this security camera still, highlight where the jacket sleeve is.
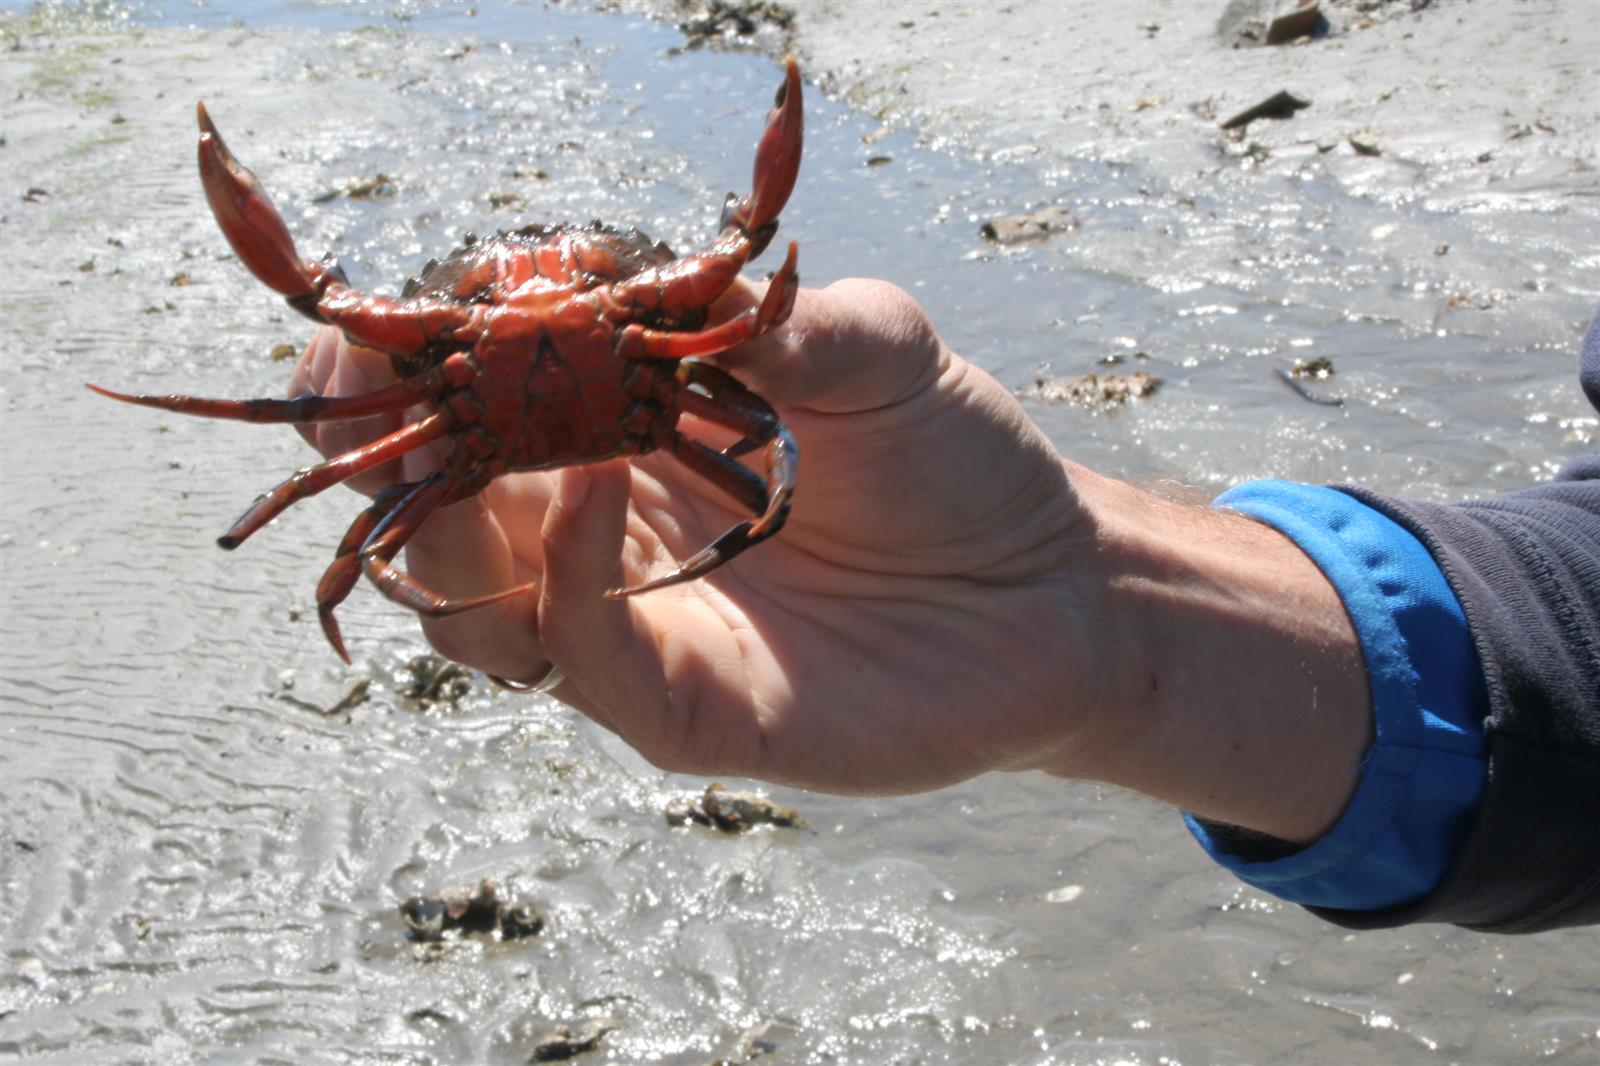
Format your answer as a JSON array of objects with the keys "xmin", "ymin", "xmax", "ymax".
[
  {"xmin": 1191, "ymin": 481, "xmax": 1488, "ymax": 911},
  {"xmin": 1313, "ymin": 311, "xmax": 1600, "ymax": 933}
]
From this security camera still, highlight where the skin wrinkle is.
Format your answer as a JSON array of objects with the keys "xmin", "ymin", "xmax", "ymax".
[
  {"xmin": 642, "ymin": 608, "xmax": 698, "ymax": 773},
  {"xmin": 811, "ymin": 360, "xmax": 1067, "ymax": 565},
  {"xmin": 617, "ymin": 462, "xmax": 691, "ymax": 579},
  {"xmin": 689, "ymin": 607, "xmax": 774, "ymax": 777},
  {"xmin": 723, "ymin": 576, "xmax": 1040, "ymax": 788},
  {"xmin": 681, "ymin": 578, "xmax": 855, "ymax": 783},
  {"xmin": 732, "ymin": 617, "xmax": 787, "ymax": 773}
]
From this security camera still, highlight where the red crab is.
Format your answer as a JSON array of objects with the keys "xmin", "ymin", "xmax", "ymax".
[{"xmin": 91, "ymin": 59, "xmax": 804, "ymax": 662}]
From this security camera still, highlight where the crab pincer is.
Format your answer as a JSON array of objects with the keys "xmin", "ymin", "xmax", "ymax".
[
  {"xmin": 196, "ymin": 101, "xmax": 320, "ymax": 303},
  {"xmin": 724, "ymin": 55, "xmax": 804, "ymax": 251}
]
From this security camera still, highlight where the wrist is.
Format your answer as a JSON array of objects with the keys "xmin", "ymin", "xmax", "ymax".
[{"xmin": 1036, "ymin": 464, "xmax": 1372, "ymax": 844}]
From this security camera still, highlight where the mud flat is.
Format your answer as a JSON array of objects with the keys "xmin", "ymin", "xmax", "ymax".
[
  {"xmin": 3, "ymin": 4, "xmax": 1599, "ymax": 1064},
  {"xmin": 661, "ymin": 0, "xmax": 1599, "ymax": 348}
]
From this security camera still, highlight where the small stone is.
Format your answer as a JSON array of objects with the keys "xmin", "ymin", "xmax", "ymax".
[
  {"xmin": 1263, "ymin": 1, "xmax": 1321, "ymax": 46},
  {"xmin": 1348, "ymin": 134, "xmax": 1382, "ymax": 157},
  {"xmin": 498, "ymin": 902, "xmax": 544, "ymax": 941}
]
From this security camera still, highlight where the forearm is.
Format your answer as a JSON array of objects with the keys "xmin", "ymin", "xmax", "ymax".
[{"xmin": 1040, "ymin": 463, "xmax": 1373, "ymax": 844}]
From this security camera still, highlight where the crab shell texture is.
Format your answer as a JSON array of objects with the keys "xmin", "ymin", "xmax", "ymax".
[{"xmin": 90, "ymin": 58, "xmax": 805, "ymax": 662}]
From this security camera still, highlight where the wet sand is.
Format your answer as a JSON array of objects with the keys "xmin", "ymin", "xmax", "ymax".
[
  {"xmin": 697, "ymin": 0, "xmax": 1600, "ymax": 347},
  {"xmin": 2, "ymin": 2, "xmax": 1598, "ymax": 1064}
]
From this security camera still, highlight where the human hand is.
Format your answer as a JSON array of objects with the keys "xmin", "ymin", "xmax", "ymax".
[
  {"xmin": 293, "ymin": 276, "xmax": 1371, "ymax": 839},
  {"xmin": 289, "ymin": 278, "xmax": 1103, "ymax": 794}
]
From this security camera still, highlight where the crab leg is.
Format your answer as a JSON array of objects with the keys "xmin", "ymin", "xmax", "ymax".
[
  {"xmin": 614, "ymin": 242, "xmax": 798, "ymax": 361},
  {"xmin": 603, "ymin": 231, "xmax": 755, "ymax": 320},
  {"xmin": 611, "ymin": 362, "xmax": 796, "ymax": 597},
  {"xmin": 675, "ymin": 360, "xmax": 783, "ymax": 458},
  {"xmin": 88, "ymin": 380, "xmax": 423, "ymax": 423},
  {"xmin": 358, "ymin": 457, "xmax": 540, "ymax": 621},
  {"xmin": 197, "ymin": 101, "xmax": 486, "ymax": 357},
  {"xmin": 218, "ymin": 412, "xmax": 452, "ymax": 549},
  {"xmin": 86, "ymin": 353, "xmax": 471, "ymax": 424},
  {"xmin": 314, "ymin": 483, "xmax": 414, "ymax": 662}
]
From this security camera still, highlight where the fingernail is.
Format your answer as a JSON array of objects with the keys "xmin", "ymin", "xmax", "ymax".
[{"xmin": 560, "ymin": 465, "xmax": 592, "ymax": 511}]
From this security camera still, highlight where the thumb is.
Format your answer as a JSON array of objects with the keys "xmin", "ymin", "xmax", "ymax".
[{"xmin": 711, "ymin": 277, "xmax": 947, "ymax": 414}]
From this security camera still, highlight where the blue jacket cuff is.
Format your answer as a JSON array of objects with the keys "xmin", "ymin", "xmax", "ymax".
[{"xmin": 1186, "ymin": 480, "xmax": 1488, "ymax": 911}]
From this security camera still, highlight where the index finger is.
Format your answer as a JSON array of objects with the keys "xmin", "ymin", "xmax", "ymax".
[{"xmin": 287, "ymin": 326, "xmax": 442, "ymax": 491}]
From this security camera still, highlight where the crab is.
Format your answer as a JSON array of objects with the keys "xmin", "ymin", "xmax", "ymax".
[{"xmin": 91, "ymin": 59, "xmax": 805, "ymax": 662}]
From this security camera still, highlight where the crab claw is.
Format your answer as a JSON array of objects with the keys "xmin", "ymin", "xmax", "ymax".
[
  {"xmin": 197, "ymin": 101, "xmax": 317, "ymax": 300},
  {"xmin": 759, "ymin": 240, "xmax": 800, "ymax": 331},
  {"xmin": 725, "ymin": 56, "xmax": 803, "ymax": 243}
]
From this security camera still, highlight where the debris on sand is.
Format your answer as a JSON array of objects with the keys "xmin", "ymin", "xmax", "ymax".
[
  {"xmin": 531, "ymin": 1018, "xmax": 617, "ymax": 1061},
  {"xmin": 402, "ymin": 654, "xmax": 474, "ymax": 708},
  {"xmin": 666, "ymin": 782, "xmax": 807, "ymax": 833},
  {"xmin": 1289, "ymin": 355, "xmax": 1335, "ymax": 380},
  {"xmin": 399, "ymin": 878, "xmax": 544, "ymax": 944},
  {"xmin": 1275, "ymin": 363, "xmax": 1343, "ymax": 407},
  {"xmin": 1018, "ymin": 371, "xmax": 1162, "ymax": 411},
  {"xmin": 708, "ymin": 1019, "xmax": 784, "ymax": 1064},
  {"xmin": 276, "ymin": 675, "xmax": 372, "ymax": 717},
  {"xmin": 980, "ymin": 205, "xmax": 1079, "ymax": 245},
  {"xmin": 1220, "ymin": 90, "xmax": 1310, "ymax": 130},
  {"xmin": 312, "ymin": 173, "xmax": 397, "ymax": 204},
  {"xmin": 674, "ymin": 0, "xmax": 794, "ymax": 51}
]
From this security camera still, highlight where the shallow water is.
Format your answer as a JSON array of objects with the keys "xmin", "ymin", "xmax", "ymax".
[{"xmin": 1, "ymin": 3, "xmax": 1596, "ymax": 1064}]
